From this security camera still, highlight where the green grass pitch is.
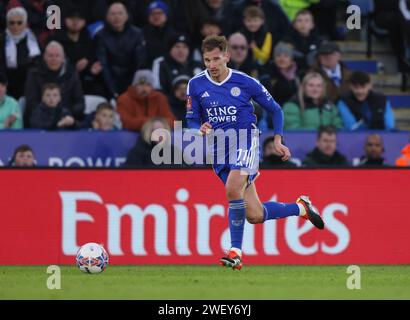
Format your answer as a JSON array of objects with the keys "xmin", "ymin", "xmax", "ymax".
[{"xmin": 1, "ymin": 265, "xmax": 410, "ymax": 299}]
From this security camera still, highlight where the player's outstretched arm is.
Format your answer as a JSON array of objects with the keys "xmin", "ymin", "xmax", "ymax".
[{"xmin": 273, "ymin": 134, "xmax": 291, "ymax": 161}]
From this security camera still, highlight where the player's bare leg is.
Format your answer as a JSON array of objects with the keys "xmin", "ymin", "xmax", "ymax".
[
  {"xmin": 243, "ymin": 183, "xmax": 264, "ymax": 224},
  {"xmin": 220, "ymin": 170, "xmax": 248, "ymax": 270}
]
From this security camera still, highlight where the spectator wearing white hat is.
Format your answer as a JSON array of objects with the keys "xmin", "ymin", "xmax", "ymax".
[{"xmin": 0, "ymin": 7, "xmax": 41, "ymax": 99}]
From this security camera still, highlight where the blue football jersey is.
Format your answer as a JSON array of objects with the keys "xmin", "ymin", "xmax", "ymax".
[{"xmin": 186, "ymin": 68, "xmax": 284, "ymax": 135}]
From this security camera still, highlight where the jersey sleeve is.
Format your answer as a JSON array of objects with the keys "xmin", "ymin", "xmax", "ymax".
[
  {"xmin": 185, "ymin": 80, "xmax": 201, "ymax": 121},
  {"xmin": 247, "ymin": 76, "xmax": 284, "ymax": 136}
]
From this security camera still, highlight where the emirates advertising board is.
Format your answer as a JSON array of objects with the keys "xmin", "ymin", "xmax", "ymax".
[{"xmin": 1, "ymin": 169, "xmax": 409, "ymax": 265}]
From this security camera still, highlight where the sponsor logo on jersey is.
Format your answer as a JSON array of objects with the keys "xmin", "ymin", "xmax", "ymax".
[
  {"xmin": 201, "ymin": 91, "xmax": 210, "ymax": 98},
  {"xmin": 206, "ymin": 106, "xmax": 237, "ymax": 123}
]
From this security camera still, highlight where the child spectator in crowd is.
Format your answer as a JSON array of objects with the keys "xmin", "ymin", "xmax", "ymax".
[
  {"xmin": 358, "ymin": 134, "xmax": 388, "ymax": 167},
  {"xmin": 283, "ymin": 71, "xmax": 342, "ymax": 130},
  {"xmin": 313, "ymin": 41, "xmax": 352, "ymax": 103},
  {"xmin": 302, "ymin": 125, "xmax": 349, "ymax": 167},
  {"xmin": 284, "ymin": 9, "xmax": 322, "ymax": 73},
  {"xmin": 0, "ymin": 73, "xmax": 22, "ymax": 129},
  {"xmin": 8, "ymin": 144, "xmax": 36, "ymax": 167},
  {"xmin": 117, "ymin": 69, "xmax": 175, "ymax": 132},
  {"xmin": 241, "ymin": 6, "xmax": 272, "ymax": 66},
  {"xmin": 30, "ymin": 83, "xmax": 76, "ymax": 130},
  {"xmin": 82, "ymin": 102, "xmax": 117, "ymax": 131},
  {"xmin": 338, "ymin": 71, "xmax": 395, "ymax": 131}
]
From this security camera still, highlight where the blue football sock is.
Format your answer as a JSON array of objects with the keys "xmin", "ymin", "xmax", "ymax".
[
  {"xmin": 263, "ymin": 201, "xmax": 300, "ymax": 222},
  {"xmin": 228, "ymin": 199, "xmax": 246, "ymax": 250}
]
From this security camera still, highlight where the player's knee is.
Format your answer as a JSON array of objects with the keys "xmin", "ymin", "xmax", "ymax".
[
  {"xmin": 246, "ymin": 215, "xmax": 262, "ymax": 224},
  {"xmin": 225, "ymin": 187, "xmax": 243, "ymax": 201},
  {"xmin": 246, "ymin": 207, "xmax": 263, "ymax": 224}
]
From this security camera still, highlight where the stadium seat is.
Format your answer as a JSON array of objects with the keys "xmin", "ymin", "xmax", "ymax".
[
  {"xmin": 388, "ymin": 95, "xmax": 410, "ymax": 109},
  {"xmin": 343, "ymin": 60, "xmax": 378, "ymax": 73},
  {"xmin": 84, "ymin": 95, "xmax": 107, "ymax": 115},
  {"xmin": 87, "ymin": 21, "xmax": 104, "ymax": 39},
  {"xmin": 18, "ymin": 96, "xmax": 25, "ymax": 118}
]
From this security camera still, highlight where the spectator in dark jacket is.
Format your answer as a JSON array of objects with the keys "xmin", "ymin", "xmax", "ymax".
[
  {"xmin": 227, "ymin": 32, "xmax": 259, "ymax": 78},
  {"xmin": 180, "ymin": 0, "xmax": 231, "ymax": 48},
  {"xmin": 0, "ymin": 7, "xmax": 41, "ymax": 99},
  {"xmin": 337, "ymin": 71, "xmax": 395, "ymax": 131},
  {"xmin": 95, "ymin": 2, "xmax": 147, "ymax": 99},
  {"xmin": 169, "ymin": 75, "xmax": 190, "ymax": 127},
  {"xmin": 283, "ymin": 9, "xmax": 322, "ymax": 73},
  {"xmin": 358, "ymin": 134, "xmax": 388, "ymax": 167},
  {"xmin": 152, "ymin": 33, "xmax": 202, "ymax": 99},
  {"xmin": 47, "ymin": 9, "xmax": 106, "ymax": 97},
  {"xmin": 24, "ymin": 41, "xmax": 85, "ymax": 127},
  {"xmin": 261, "ymin": 42, "xmax": 299, "ymax": 106},
  {"xmin": 143, "ymin": 1, "xmax": 177, "ymax": 67},
  {"xmin": 30, "ymin": 83, "xmax": 76, "ymax": 130},
  {"xmin": 303, "ymin": 125, "xmax": 349, "ymax": 167}
]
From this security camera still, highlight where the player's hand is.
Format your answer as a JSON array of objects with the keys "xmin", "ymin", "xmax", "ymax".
[
  {"xmin": 273, "ymin": 136, "xmax": 291, "ymax": 161},
  {"xmin": 199, "ymin": 122, "xmax": 212, "ymax": 135}
]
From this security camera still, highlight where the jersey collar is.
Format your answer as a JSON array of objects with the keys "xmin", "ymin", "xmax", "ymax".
[{"xmin": 205, "ymin": 68, "xmax": 232, "ymax": 86}]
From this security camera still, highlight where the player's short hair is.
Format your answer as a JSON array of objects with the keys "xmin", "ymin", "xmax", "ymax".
[
  {"xmin": 202, "ymin": 35, "xmax": 228, "ymax": 53},
  {"xmin": 96, "ymin": 102, "xmax": 114, "ymax": 114},
  {"xmin": 243, "ymin": 5, "xmax": 265, "ymax": 20},
  {"xmin": 349, "ymin": 71, "xmax": 371, "ymax": 86},
  {"xmin": 317, "ymin": 125, "xmax": 337, "ymax": 140},
  {"xmin": 41, "ymin": 83, "xmax": 60, "ymax": 95}
]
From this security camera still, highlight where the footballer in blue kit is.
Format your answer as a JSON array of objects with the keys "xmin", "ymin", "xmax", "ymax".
[{"xmin": 186, "ymin": 35, "xmax": 324, "ymax": 270}]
